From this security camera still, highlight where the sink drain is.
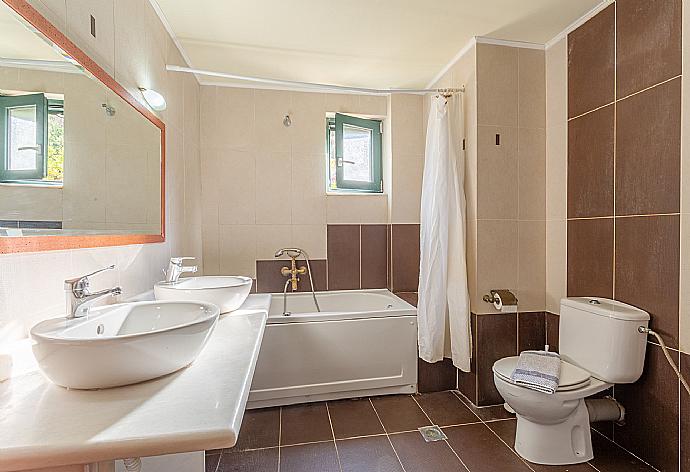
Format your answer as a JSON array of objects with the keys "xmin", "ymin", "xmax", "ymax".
[{"xmin": 418, "ymin": 425, "xmax": 447, "ymax": 442}]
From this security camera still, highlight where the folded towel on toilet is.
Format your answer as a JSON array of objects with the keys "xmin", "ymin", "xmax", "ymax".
[{"xmin": 510, "ymin": 350, "xmax": 561, "ymax": 394}]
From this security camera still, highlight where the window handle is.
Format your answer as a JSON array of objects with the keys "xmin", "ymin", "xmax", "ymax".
[
  {"xmin": 17, "ymin": 145, "xmax": 41, "ymax": 152},
  {"xmin": 342, "ymin": 160, "xmax": 356, "ymax": 165}
]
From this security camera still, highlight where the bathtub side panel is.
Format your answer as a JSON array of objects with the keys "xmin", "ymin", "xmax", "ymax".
[{"xmin": 248, "ymin": 315, "xmax": 418, "ymax": 406}]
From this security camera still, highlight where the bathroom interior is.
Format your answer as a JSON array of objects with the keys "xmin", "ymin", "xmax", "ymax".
[{"xmin": 0, "ymin": 0, "xmax": 689, "ymax": 471}]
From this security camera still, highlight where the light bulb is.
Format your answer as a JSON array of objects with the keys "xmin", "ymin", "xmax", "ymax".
[{"xmin": 139, "ymin": 87, "xmax": 167, "ymax": 111}]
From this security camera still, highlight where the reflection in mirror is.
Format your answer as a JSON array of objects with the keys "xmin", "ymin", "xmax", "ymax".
[{"xmin": 0, "ymin": 1, "xmax": 162, "ymax": 239}]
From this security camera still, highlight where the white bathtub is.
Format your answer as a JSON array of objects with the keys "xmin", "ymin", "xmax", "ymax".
[{"xmin": 247, "ymin": 289, "xmax": 418, "ymax": 409}]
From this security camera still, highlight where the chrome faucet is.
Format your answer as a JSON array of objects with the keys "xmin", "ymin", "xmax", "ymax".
[
  {"xmin": 275, "ymin": 248, "xmax": 321, "ymax": 315},
  {"xmin": 64, "ymin": 265, "xmax": 122, "ymax": 319},
  {"xmin": 164, "ymin": 257, "xmax": 198, "ymax": 283}
]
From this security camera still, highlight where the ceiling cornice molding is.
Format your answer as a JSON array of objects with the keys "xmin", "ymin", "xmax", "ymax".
[
  {"xmin": 475, "ymin": 36, "xmax": 544, "ymax": 50},
  {"xmin": 544, "ymin": 0, "xmax": 614, "ymax": 49},
  {"xmin": 146, "ymin": 0, "xmax": 198, "ymax": 84},
  {"xmin": 426, "ymin": 37, "xmax": 476, "ymax": 89}
]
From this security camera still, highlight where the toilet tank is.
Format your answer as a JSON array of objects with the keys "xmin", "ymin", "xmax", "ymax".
[{"xmin": 559, "ymin": 297, "xmax": 650, "ymax": 383}]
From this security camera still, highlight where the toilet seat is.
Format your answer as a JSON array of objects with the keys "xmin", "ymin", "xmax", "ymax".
[{"xmin": 493, "ymin": 356, "xmax": 591, "ymax": 392}]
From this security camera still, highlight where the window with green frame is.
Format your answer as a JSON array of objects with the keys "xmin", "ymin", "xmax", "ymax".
[
  {"xmin": 0, "ymin": 93, "xmax": 64, "ymax": 183},
  {"xmin": 327, "ymin": 113, "xmax": 382, "ymax": 193}
]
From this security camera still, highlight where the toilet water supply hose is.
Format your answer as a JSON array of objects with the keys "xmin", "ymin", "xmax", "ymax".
[
  {"xmin": 638, "ymin": 326, "xmax": 690, "ymax": 396},
  {"xmin": 122, "ymin": 457, "xmax": 142, "ymax": 472}
]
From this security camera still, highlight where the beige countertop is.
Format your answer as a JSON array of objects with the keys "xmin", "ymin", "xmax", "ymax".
[{"xmin": 0, "ymin": 295, "xmax": 270, "ymax": 472}]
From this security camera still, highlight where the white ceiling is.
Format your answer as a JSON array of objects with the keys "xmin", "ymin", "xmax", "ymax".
[
  {"xmin": 0, "ymin": 2, "xmax": 67, "ymax": 63},
  {"xmin": 155, "ymin": 0, "xmax": 603, "ymax": 89}
]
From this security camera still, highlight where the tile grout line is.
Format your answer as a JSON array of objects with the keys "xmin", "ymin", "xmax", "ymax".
[
  {"xmin": 368, "ymin": 398, "xmax": 409, "ymax": 472},
  {"xmin": 277, "ymin": 406, "xmax": 282, "ymax": 472},
  {"xmin": 590, "ymin": 429, "xmax": 661, "ymax": 472},
  {"xmin": 324, "ymin": 402, "xmax": 344, "ymax": 472},
  {"xmin": 411, "ymin": 394, "xmax": 472, "ymax": 472}
]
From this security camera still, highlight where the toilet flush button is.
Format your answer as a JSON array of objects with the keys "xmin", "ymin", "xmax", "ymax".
[{"xmin": 588, "ymin": 299, "xmax": 601, "ymax": 305}]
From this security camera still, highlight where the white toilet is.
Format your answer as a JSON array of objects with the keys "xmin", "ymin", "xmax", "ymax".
[{"xmin": 492, "ymin": 297, "xmax": 650, "ymax": 465}]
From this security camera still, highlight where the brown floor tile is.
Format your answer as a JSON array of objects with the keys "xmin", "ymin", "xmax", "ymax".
[
  {"xmin": 444, "ymin": 423, "xmax": 532, "ymax": 471},
  {"xmin": 216, "ymin": 448, "xmax": 279, "ymax": 472},
  {"xmin": 486, "ymin": 420, "xmax": 595, "ymax": 472},
  {"xmin": 232, "ymin": 408, "xmax": 280, "ymax": 451},
  {"xmin": 205, "ymin": 453, "xmax": 221, "ymax": 472},
  {"xmin": 389, "ymin": 431, "xmax": 468, "ymax": 472},
  {"xmin": 589, "ymin": 431, "xmax": 658, "ymax": 472},
  {"xmin": 371, "ymin": 395, "xmax": 431, "ymax": 432},
  {"xmin": 327, "ymin": 398, "xmax": 384, "ymax": 439},
  {"xmin": 280, "ymin": 402, "xmax": 333, "ymax": 446},
  {"xmin": 414, "ymin": 391, "xmax": 479, "ymax": 427},
  {"xmin": 337, "ymin": 435, "xmax": 405, "ymax": 472},
  {"xmin": 279, "ymin": 441, "xmax": 340, "ymax": 472},
  {"xmin": 455, "ymin": 392, "xmax": 514, "ymax": 422}
]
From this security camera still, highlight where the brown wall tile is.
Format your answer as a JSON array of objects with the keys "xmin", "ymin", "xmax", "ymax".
[
  {"xmin": 360, "ymin": 225, "xmax": 388, "ymax": 289},
  {"xmin": 567, "ymin": 218, "xmax": 614, "ymax": 298},
  {"xmin": 256, "ymin": 259, "xmax": 327, "ymax": 293},
  {"xmin": 616, "ymin": 0, "xmax": 682, "ymax": 98},
  {"xmin": 615, "ymin": 78, "xmax": 681, "ymax": 216},
  {"xmin": 517, "ymin": 312, "xmax": 546, "ymax": 353},
  {"xmin": 476, "ymin": 313, "xmax": 517, "ymax": 406},
  {"xmin": 614, "ymin": 343, "xmax": 680, "ymax": 472},
  {"xmin": 391, "ymin": 224, "xmax": 420, "ymax": 292},
  {"xmin": 614, "ymin": 215, "xmax": 680, "ymax": 348},
  {"xmin": 457, "ymin": 313, "xmax": 478, "ymax": 404},
  {"xmin": 681, "ymin": 353, "xmax": 690, "ymax": 471},
  {"xmin": 417, "ymin": 358, "xmax": 457, "ymax": 394},
  {"xmin": 545, "ymin": 312, "xmax": 560, "ymax": 352},
  {"xmin": 327, "ymin": 225, "xmax": 361, "ymax": 290},
  {"xmin": 567, "ymin": 105, "xmax": 614, "ymax": 218},
  {"xmin": 567, "ymin": 4, "xmax": 615, "ymax": 118}
]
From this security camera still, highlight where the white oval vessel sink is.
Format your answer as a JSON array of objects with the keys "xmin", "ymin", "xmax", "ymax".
[
  {"xmin": 154, "ymin": 276, "xmax": 253, "ymax": 314},
  {"xmin": 30, "ymin": 301, "xmax": 220, "ymax": 389}
]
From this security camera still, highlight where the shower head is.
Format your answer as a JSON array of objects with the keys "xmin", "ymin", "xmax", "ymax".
[{"xmin": 274, "ymin": 248, "xmax": 303, "ymax": 259}]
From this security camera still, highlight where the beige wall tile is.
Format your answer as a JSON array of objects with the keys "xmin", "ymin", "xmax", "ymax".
[
  {"xmin": 217, "ymin": 87, "xmax": 255, "ymax": 151},
  {"xmin": 254, "ymin": 89, "xmax": 291, "ymax": 152},
  {"xmin": 256, "ymin": 225, "xmax": 292, "ymax": 260},
  {"xmin": 28, "ymin": 0, "xmax": 67, "ymax": 29},
  {"xmin": 66, "ymin": 0, "xmax": 115, "ymax": 73},
  {"xmin": 477, "ymin": 43, "xmax": 518, "ymax": 127},
  {"xmin": 546, "ymin": 122, "xmax": 567, "ymax": 220},
  {"xmin": 219, "ymin": 225, "xmax": 257, "ymax": 277},
  {"xmin": 518, "ymin": 128, "xmax": 546, "ymax": 220},
  {"xmin": 201, "ymin": 224, "xmax": 220, "ymax": 275},
  {"xmin": 290, "ymin": 92, "xmax": 326, "ymax": 155},
  {"xmin": 218, "ymin": 149, "xmax": 256, "ymax": 225},
  {"xmin": 292, "ymin": 225, "xmax": 327, "ymax": 259},
  {"xmin": 517, "ymin": 221, "xmax": 546, "ymax": 311},
  {"xmin": 199, "ymin": 148, "xmax": 220, "ymax": 226},
  {"xmin": 391, "ymin": 94, "xmax": 424, "ymax": 156},
  {"xmin": 291, "ymin": 154, "xmax": 327, "ymax": 225},
  {"xmin": 390, "ymin": 154, "xmax": 423, "ymax": 224},
  {"xmin": 476, "ymin": 219, "xmax": 519, "ymax": 314},
  {"xmin": 477, "ymin": 125, "xmax": 518, "ymax": 220},
  {"xmin": 255, "ymin": 151, "xmax": 292, "ymax": 224},
  {"xmin": 326, "ymin": 194, "xmax": 388, "ymax": 224},
  {"xmin": 546, "ymin": 219, "xmax": 567, "ymax": 314},
  {"xmin": 546, "ymin": 38, "xmax": 568, "ymax": 128},
  {"xmin": 518, "ymin": 49, "xmax": 546, "ymax": 129}
]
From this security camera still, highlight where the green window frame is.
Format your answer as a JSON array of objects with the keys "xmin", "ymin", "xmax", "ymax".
[
  {"xmin": 0, "ymin": 93, "xmax": 48, "ymax": 181},
  {"xmin": 327, "ymin": 113, "xmax": 383, "ymax": 193}
]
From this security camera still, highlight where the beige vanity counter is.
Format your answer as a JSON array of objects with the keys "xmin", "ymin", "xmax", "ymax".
[{"xmin": 0, "ymin": 295, "xmax": 270, "ymax": 472}]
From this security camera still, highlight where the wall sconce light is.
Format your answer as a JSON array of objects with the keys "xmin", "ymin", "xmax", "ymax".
[{"xmin": 139, "ymin": 87, "xmax": 167, "ymax": 111}]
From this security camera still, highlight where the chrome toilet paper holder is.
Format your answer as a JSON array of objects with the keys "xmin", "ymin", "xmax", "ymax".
[{"xmin": 482, "ymin": 289, "xmax": 518, "ymax": 309}]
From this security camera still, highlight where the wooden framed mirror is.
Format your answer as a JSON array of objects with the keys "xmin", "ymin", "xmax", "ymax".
[{"xmin": 0, "ymin": 0, "xmax": 165, "ymax": 254}]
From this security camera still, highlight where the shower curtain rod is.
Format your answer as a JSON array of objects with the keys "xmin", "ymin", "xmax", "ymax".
[{"xmin": 166, "ymin": 65, "xmax": 465, "ymax": 96}]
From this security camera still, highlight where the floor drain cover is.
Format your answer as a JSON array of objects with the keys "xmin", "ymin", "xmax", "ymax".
[{"xmin": 418, "ymin": 425, "xmax": 447, "ymax": 442}]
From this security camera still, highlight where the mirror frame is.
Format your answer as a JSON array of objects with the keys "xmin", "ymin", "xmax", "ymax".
[{"xmin": 0, "ymin": 0, "xmax": 166, "ymax": 254}]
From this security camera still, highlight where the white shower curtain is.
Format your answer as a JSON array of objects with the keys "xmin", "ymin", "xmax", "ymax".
[{"xmin": 417, "ymin": 94, "xmax": 471, "ymax": 372}]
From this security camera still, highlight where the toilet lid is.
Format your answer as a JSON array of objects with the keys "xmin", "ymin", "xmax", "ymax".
[{"xmin": 493, "ymin": 356, "xmax": 591, "ymax": 392}]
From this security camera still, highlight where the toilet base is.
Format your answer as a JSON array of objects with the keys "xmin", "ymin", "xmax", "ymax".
[{"xmin": 514, "ymin": 400, "xmax": 593, "ymax": 465}]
